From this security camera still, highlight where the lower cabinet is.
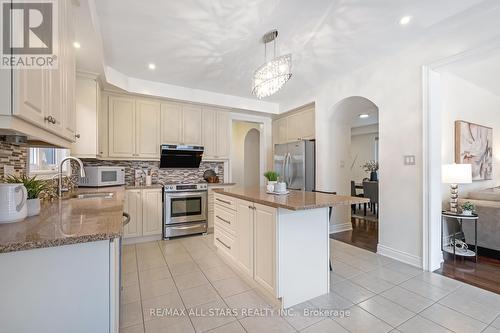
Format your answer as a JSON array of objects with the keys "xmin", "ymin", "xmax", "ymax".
[
  {"xmin": 214, "ymin": 196, "xmax": 277, "ymax": 297},
  {"xmin": 124, "ymin": 188, "xmax": 162, "ymax": 239}
]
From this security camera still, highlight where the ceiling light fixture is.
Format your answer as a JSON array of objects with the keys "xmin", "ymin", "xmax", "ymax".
[
  {"xmin": 148, "ymin": 63, "xmax": 156, "ymax": 70},
  {"xmin": 252, "ymin": 30, "xmax": 292, "ymax": 99},
  {"xmin": 73, "ymin": 41, "xmax": 81, "ymax": 49},
  {"xmin": 359, "ymin": 114, "xmax": 370, "ymax": 119},
  {"xmin": 399, "ymin": 16, "xmax": 412, "ymax": 25}
]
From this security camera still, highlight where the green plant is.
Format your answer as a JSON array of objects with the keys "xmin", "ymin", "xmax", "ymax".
[
  {"xmin": 5, "ymin": 174, "xmax": 48, "ymax": 199},
  {"xmin": 263, "ymin": 171, "xmax": 279, "ymax": 182},
  {"xmin": 362, "ymin": 160, "xmax": 379, "ymax": 173},
  {"xmin": 461, "ymin": 201, "xmax": 475, "ymax": 212}
]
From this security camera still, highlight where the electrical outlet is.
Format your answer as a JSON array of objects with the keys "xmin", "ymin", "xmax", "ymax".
[
  {"xmin": 4, "ymin": 165, "xmax": 15, "ymax": 177},
  {"xmin": 404, "ymin": 155, "xmax": 416, "ymax": 165}
]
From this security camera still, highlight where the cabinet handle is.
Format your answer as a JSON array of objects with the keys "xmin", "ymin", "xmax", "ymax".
[
  {"xmin": 216, "ymin": 215, "xmax": 231, "ymax": 225},
  {"xmin": 75, "ymin": 134, "xmax": 80, "ymax": 139},
  {"xmin": 44, "ymin": 116, "xmax": 56, "ymax": 124},
  {"xmin": 216, "ymin": 198, "xmax": 231, "ymax": 205},
  {"xmin": 216, "ymin": 237, "xmax": 231, "ymax": 250}
]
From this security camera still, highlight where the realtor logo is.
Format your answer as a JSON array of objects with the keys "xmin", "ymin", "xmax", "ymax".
[{"xmin": 1, "ymin": 0, "xmax": 58, "ymax": 68}]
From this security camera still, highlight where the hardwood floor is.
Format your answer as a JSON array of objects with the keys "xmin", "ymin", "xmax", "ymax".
[
  {"xmin": 330, "ymin": 216, "xmax": 378, "ymax": 253},
  {"xmin": 434, "ymin": 252, "xmax": 500, "ymax": 294}
]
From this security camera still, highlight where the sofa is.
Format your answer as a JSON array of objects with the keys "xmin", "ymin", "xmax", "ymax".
[{"xmin": 459, "ymin": 187, "xmax": 500, "ymax": 252}]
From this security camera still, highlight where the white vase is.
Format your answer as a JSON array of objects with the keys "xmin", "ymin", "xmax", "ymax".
[
  {"xmin": 267, "ymin": 180, "xmax": 277, "ymax": 192},
  {"xmin": 27, "ymin": 198, "xmax": 41, "ymax": 217},
  {"xmin": 462, "ymin": 210, "xmax": 473, "ymax": 216}
]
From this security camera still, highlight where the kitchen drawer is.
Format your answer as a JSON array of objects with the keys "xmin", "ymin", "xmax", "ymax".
[
  {"xmin": 214, "ymin": 227, "xmax": 235, "ymax": 259},
  {"xmin": 214, "ymin": 206, "xmax": 236, "ymax": 235},
  {"xmin": 214, "ymin": 194, "xmax": 236, "ymax": 211}
]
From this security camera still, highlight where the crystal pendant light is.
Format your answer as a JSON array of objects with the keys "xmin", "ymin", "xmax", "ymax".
[{"xmin": 252, "ymin": 30, "xmax": 292, "ymax": 99}]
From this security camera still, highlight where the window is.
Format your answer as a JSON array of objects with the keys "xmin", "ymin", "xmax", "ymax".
[{"xmin": 29, "ymin": 148, "xmax": 69, "ymax": 177}]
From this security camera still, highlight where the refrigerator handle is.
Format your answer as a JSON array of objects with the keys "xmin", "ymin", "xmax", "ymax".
[
  {"xmin": 281, "ymin": 153, "xmax": 287, "ymax": 184},
  {"xmin": 286, "ymin": 153, "xmax": 292, "ymax": 186}
]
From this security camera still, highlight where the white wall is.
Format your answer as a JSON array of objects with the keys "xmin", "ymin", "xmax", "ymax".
[
  {"xmin": 440, "ymin": 72, "xmax": 500, "ymax": 202},
  {"xmin": 351, "ymin": 128, "xmax": 379, "ymax": 183},
  {"xmin": 278, "ymin": 4, "xmax": 500, "ymax": 267},
  {"xmin": 244, "ymin": 129, "xmax": 261, "ymax": 187},
  {"xmin": 231, "ymin": 121, "xmax": 262, "ymax": 186}
]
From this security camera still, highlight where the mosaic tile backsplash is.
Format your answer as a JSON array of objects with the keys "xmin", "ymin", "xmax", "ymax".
[
  {"xmin": 81, "ymin": 159, "xmax": 224, "ymax": 185},
  {"xmin": 0, "ymin": 142, "xmax": 27, "ymax": 180}
]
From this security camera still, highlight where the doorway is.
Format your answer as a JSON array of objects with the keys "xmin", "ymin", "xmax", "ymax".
[{"xmin": 231, "ymin": 121, "xmax": 262, "ymax": 187}]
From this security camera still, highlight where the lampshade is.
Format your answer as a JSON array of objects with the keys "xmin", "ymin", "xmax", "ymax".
[{"xmin": 442, "ymin": 164, "xmax": 472, "ymax": 184}]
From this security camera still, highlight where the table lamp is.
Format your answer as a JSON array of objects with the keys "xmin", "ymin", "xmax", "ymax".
[{"xmin": 442, "ymin": 164, "xmax": 472, "ymax": 213}]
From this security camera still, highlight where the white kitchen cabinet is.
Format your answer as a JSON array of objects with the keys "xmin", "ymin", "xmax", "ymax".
[
  {"xmin": 124, "ymin": 189, "xmax": 143, "ymax": 238},
  {"xmin": 160, "ymin": 102, "xmax": 183, "ymax": 144},
  {"xmin": 136, "ymin": 100, "xmax": 161, "ymax": 158},
  {"xmin": 253, "ymin": 202, "xmax": 277, "ymax": 294},
  {"xmin": 182, "ymin": 105, "xmax": 202, "ymax": 145},
  {"xmin": 60, "ymin": 0, "xmax": 76, "ymax": 140},
  {"xmin": 14, "ymin": 69, "xmax": 48, "ymax": 127},
  {"xmin": 216, "ymin": 110, "xmax": 231, "ymax": 158},
  {"xmin": 108, "ymin": 96, "xmax": 136, "ymax": 158},
  {"xmin": 272, "ymin": 117, "xmax": 287, "ymax": 145},
  {"xmin": 142, "ymin": 189, "xmax": 163, "ymax": 236},
  {"xmin": 72, "ymin": 75, "xmax": 99, "ymax": 158},
  {"xmin": 235, "ymin": 199, "xmax": 254, "ymax": 277},
  {"xmin": 202, "ymin": 108, "xmax": 231, "ymax": 159},
  {"xmin": 98, "ymin": 92, "xmax": 108, "ymax": 157},
  {"xmin": 273, "ymin": 106, "xmax": 315, "ymax": 145}
]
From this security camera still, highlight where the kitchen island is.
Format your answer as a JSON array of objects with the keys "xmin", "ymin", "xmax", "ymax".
[
  {"xmin": 212, "ymin": 187, "xmax": 368, "ymax": 308},
  {"xmin": 0, "ymin": 187, "xmax": 125, "ymax": 333}
]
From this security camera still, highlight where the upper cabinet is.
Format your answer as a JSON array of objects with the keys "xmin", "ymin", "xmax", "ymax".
[
  {"xmin": 136, "ymin": 100, "xmax": 161, "ymax": 158},
  {"xmin": 273, "ymin": 105, "xmax": 315, "ymax": 145},
  {"xmin": 202, "ymin": 107, "xmax": 231, "ymax": 160},
  {"xmin": 161, "ymin": 102, "xmax": 202, "ymax": 146},
  {"xmin": 72, "ymin": 75, "xmax": 99, "ymax": 158},
  {"xmin": 181, "ymin": 105, "xmax": 202, "ymax": 145},
  {"xmin": 108, "ymin": 96, "xmax": 136, "ymax": 157}
]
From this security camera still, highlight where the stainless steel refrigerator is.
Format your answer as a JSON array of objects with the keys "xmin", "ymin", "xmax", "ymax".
[{"xmin": 274, "ymin": 140, "xmax": 315, "ymax": 191}]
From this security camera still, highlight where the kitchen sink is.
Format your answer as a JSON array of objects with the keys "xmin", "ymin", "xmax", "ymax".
[{"xmin": 72, "ymin": 192, "xmax": 114, "ymax": 200}]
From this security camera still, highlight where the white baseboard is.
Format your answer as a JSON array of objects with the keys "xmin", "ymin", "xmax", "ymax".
[
  {"xmin": 329, "ymin": 222, "xmax": 353, "ymax": 234},
  {"xmin": 377, "ymin": 244, "xmax": 422, "ymax": 269}
]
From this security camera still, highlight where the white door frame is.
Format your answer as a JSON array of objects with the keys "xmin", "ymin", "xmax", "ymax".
[{"xmin": 422, "ymin": 39, "xmax": 500, "ymax": 271}]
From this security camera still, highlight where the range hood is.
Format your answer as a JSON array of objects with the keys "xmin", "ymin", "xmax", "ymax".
[{"xmin": 160, "ymin": 144, "xmax": 204, "ymax": 169}]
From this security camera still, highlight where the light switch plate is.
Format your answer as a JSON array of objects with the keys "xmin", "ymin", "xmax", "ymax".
[
  {"xmin": 404, "ymin": 155, "xmax": 416, "ymax": 165},
  {"xmin": 4, "ymin": 165, "xmax": 15, "ymax": 177}
]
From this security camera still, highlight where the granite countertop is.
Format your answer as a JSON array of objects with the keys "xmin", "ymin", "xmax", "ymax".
[
  {"xmin": 0, "ymin": 186, "xmax": 126, "ymax": 254},
  {"xmin": 212, "ymin": 187, "xmax": 369, "ymax": 211},
  {"xmin": 207, "ymin": 182, "xmax": 236, "ymax": 187}
]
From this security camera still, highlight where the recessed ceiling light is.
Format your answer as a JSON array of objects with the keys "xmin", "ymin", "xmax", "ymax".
[
  {"xmin": 73, "ymin": 41, "xmax": 81, "ymax": 49},
  {"xmin": 359, "ymin": 114, "xmax": 369, "ymax": 119},
  {"xmin": 148, "ymin": 63, "xmax": 156, "ymax": 70},
  {"xmin": 400, "ymin": 16, "xmax": 412, "ymax": 25}
]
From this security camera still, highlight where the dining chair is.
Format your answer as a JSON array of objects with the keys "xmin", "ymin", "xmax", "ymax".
[
  {"xmin": 363, "ymin": 181, "xmax": 379, "ymax": 218},
  {"xmin": 351, "ymin": 181, "xmax": 364, "ymax": 214}
]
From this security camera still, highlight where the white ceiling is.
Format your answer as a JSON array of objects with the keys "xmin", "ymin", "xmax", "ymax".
[{"xmin": 78, "ymin": 0, "xmax": 486, "ymax": 109}]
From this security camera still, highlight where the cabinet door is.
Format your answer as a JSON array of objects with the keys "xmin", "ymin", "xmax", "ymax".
[
  {"xmin": 142, "ymin": 189, "xmax": 163, "ymax": 236},
  {"xmin": 61, "ymin": 0, "xmax": 76, "ymax": 140},
  {"xmin": 136, "ymin": 100, "xmax": 161, "ymax": 158},
  {"xmin": 97, "ymin": 91, "xmax": 108, "ymax": 157},
  {"xmin": 216, "ymin": 111, "xmax": 230, "ymax": 158},
  {"xmin": 273, "ymin": 117, "xmax": 287, "ymax": 144},
  {"xmin": 253, "ymin": 203, "xmax": 277, "ymax": 294},
  {"xmin": 286, "ymin": 108, "xmax": 315, "ymax": 142},
  {"xmin": 182, "ymin": 105, "xmax": 202, "ymax": 145},
  {"xmin": 124, "ymin": 190, "xmax": 143, "ymax": 238},
  {"xmin": 160, "ymin": 103, "xmax": 182, "ymax": 144},
  {"xmin": 235, "ymin": 199, "xmax": 254, "ymax": 277},
  {"xmin": 72, "ymin": 77, "xmax": 98, "ymax": 157},
  {"xmin": 14, "ymin": 68, "xmax": 48, "ymax": 127},
  {"xmin": 108, "ymin": 96, "xmax": 135, "ymax": 157},
  {"xmin": 202, "ymin": 108, "xmax": 217, "ymax": 159}
]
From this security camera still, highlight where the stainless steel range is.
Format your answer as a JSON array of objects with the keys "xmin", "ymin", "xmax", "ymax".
[{"xmin": 163, "ymin": 183, "xmax": 208, "ymax": 239}]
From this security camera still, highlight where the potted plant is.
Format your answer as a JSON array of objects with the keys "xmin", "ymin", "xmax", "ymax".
[
  {"xmin": 362, "ymin": 160, "xmax": 379, "ymax": 181},
  {"xmin": 5, "ymin": 174, "xmax": 48, "ymax": 216},
  {"xmin": 461, "ymin": 201, "xmax": 475, "ymax": 216},
  {"xmin": 264, "ymin": 171, "xmax": 279, "ymax": 192}
]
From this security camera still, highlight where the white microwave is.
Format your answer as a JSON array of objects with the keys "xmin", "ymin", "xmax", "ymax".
[{"xmin": 78, "ymin": 166, "xmax": 125, "ymax": 187}]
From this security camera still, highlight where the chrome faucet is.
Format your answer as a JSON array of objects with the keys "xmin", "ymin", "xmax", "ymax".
[{"xmin": 58, "ymin": 156, "xmax": 86, "ymax": 197}]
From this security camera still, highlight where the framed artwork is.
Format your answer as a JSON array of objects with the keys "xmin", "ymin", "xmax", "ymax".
[{"xmin": 455, "ymin": 120, "xmax": 493, "ymax": 181}]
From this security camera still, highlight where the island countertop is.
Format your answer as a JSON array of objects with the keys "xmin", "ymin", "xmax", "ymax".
[
  {"xmin": 0, "ymin": 186, "xmax": 125, "ymax": 254},
  {"xmin": 212, "ymin": 187, "xmax": 369, "ymax": 211}
]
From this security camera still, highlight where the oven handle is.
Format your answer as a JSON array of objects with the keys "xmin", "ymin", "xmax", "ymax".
[
  {"xmin": 168, "ymin": 223, "xmax": 206, "ymax": 230},
  {"xmin": 165, "ymin": 192, "xmax": 207, "ymax": 198}
]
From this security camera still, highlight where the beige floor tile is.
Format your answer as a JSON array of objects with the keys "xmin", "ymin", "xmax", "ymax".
[
  {"xmin": 309, "ymin": 292, "xmax": 352, "ymax": 311},
  {"xmin": 420, "ymin": 303, "xmax": 488, "ymax": 333},
  {"xmin": 142, "ymin": 291, "xmax": 185, "ymax": 322},
  {"xmin": 122, "ymin": 284, "xmax": 141, "ymax": 304},
  {"xmin": 160, "ymin": 243, "xmax": 187, "ymax": 256},
  {"xmin": 350, "ymin": 275, "xmax": 395, "ymax": 294},
  {"xmin": 239, "ymin": 314, "xmax": 295, "ymax": 333},
  {"xmin": 332, "ymin": 306, "xmax": 392, "ymax": 333},
  {"xmin": 141, "ymin": 278, "xmax": 177, "ymax": 300},
  {"xmin": 144, "ymin": 315, "xmax": 194, "ymax": 333},
  {"xmin": 138, "ymin": 257, "xmax": 167, "ymax": 271},
  {"xmin": 363, "ymin": 267, "xmax": 414, "ymax": 285},
  {"xmin": 359, "ymin": 295, "xmax": 415, "ymax": 327},
  {"xmin": 330, "ymin": 280, "xmax": 375, "ymax": 304},
  {"xmin": 284, "ymin": 301, "xmax": 324, "ymax": 331},
  {"xmin": 195, "ymin": 255, "xmax": 226, "ymax": 271},
  {"xmin": 123, "ymin": 261, "xmax": 139, "ymax": 274},
  {"xmin": 399, "ymin": 278, "xmax": 452, "ymax": 302},
  {"xmin": 331, "ymin": 261, "xmax": 363, "ymax": 279},
  {"xmin": 120, "ymin": 300, "xmax": 143, "ymax": 328},
  {"xmin": 212, "ymin": 276, "xmax": 252, "ymax": 298},
  {"xmin": 203, "ymin": 265, "xmax": 236, "ymax": 282},
  {"xmin": 188, "ymin": 299, "xmax": 237, "ymax": 332},
  {"xmin": 380, "ymin": 286, "xmax": 434, "ymax": 313},
  {"xmin": 139, "ymin": 266, "xmax": 172, "ymax": 284},
  {"xmin": 165, "ymin": 253, "xmax": 195, "ymax": 265},
  {"xmin": 120, "ymin": 323, "xmax": 144, "ymax": 333},
  {"xmin": 169, "ymin": 261, "xmax": 202, "ymax": 276},
  {"xmin": 205, "ymin": 321, "xmax": 245, "ymax": 333},
  {"xmin": 484, "ymin": 326, "xmax": 500, "ymax": 333},
  {"xmin": 224, "ymin": 289, "xmax": 274, "ymax": 319},
  {"xmin": 397, "ymin": 315, "xmax": 452, "ymax": 333},
  {"xmin": 438, "ymin": 287, "xmax": 500, "ymax": 324},
  {"xmin": 417, "ymin": 272, "xmax": 463, "ymax": 292},
  {"xmin": 299, "ymin": 318, "xmax": 349, "ymax": 333},
  {"xmin": 492, "ymin": 315, "xmax": 500, "ymax": 328},
  {"xmin": 174, "ymin": 271, "xmax": 210, "ymax": 291},
  {"xmin": 122, "ymin": 244, "xmax": 136, "ymax": 255},
  {"xmin": 329, "ymin": 272, "xmax": 346, "ymax": 284},
  {"xmin": 383, "ymin": 262, "xmax": 422, "ymax": 277},
  {"xmin": 180, "ymin": 284, "xmax": 221, "ymax": 308},
  {"xmin": 122, "ymin": 271, "xmax": 139, "ymax": 288}
]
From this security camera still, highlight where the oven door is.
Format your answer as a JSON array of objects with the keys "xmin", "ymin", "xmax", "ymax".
[{"xmin": 165, "ymin": 192, "xmax": 207, "ymax": 224}]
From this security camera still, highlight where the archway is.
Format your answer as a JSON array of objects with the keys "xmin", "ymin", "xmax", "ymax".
[
  {"xmin": 327, "ymin": 96, "xmax": 380, "ymax": 252},
  {"xmin": 244, "ymin": 128, "xmax": 260, "ymax": 187}
]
